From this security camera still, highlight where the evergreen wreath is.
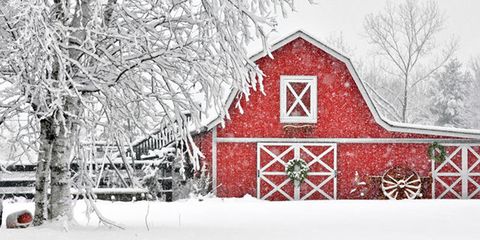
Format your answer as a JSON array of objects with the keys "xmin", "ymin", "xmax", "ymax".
[
  {"xmin": 285, "ymin": 158, "xmax": 309, "ymax": 183},
  {"xmin": 428, "ymin": 142, "xmax": 447, "ymax": 163}
]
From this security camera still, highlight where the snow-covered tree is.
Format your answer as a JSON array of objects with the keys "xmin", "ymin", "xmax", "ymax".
[
  {"xmin": 325, "ymin": 31, "xmax": 355, "ymax": 58},
  {"xmin": 0, "ymin": 0, "xmax": 308, "ymax": 226},
  {"xmin": 363, "ymin": 0, "xmax": 456, "ymax": 123},
  {"xmin": 429, "ymin": 59, "xmax": 472, "ymax": 127},
  {"xmin": 468, "ymin": 58, "xmax": 480, "ymax": 128}
]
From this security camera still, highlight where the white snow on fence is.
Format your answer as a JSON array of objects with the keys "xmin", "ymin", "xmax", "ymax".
[
  {"xmin": 0, "ymin": 171, "xmax": 36, "ymax": 182},
  {"xmin": 0, "ymin": 187, "xmax": 148, "ymax": 196}
]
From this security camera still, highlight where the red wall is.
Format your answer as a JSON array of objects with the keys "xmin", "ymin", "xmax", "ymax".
[
  {"xmin": 193, "ymin": 131, "xmax": 213, "ymax": 171},
  {"xmin": 195, "ymin": 37, "xmax": 459, "ymax": 200},
  {"xmin": 337, "ymin": 143, "xmax": 432, "ymax": 199},
  {"xmin": 212, "ymin": 142, "xmax": 435, "ymax": 199},
  {"xmin": 216, "ymin": 142, "xmax": 257, "ymax": 197}
]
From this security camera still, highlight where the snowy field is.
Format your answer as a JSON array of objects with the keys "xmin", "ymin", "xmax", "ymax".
[{"xmin": 2, "ymin": 196, "xmax": 480, "ymax": 240}]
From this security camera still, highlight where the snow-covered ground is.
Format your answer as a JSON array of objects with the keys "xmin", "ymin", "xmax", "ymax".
[{"xmin": 2, "ymin": 196, "xmax": 480, "ymax": 240}]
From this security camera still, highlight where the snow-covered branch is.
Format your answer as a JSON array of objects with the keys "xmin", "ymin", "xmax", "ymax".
[{"xmin": 0, "ymin": 0, "xmax": 303, "ymax": 225}]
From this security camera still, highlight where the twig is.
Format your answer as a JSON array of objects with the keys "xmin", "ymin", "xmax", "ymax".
[
  {"xmin": 86, "ymin": 193, "xmax": 125, "ymax": 230},
  {"xmin": 144, "ymin": 201, "xmax": 150, "ymax": 231},
  {"xmin": 105, "ymin": 155, "xmax": 129, "ymax": 188},
  {"xmin": 115, "ymin": 135, "xmax": 136, "ymax": 187}
]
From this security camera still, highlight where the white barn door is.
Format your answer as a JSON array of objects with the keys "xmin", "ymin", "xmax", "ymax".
[
  {"xmin": 257, "ymin": 143, "xmax": 337, "ymax": 201},
  {"xmin": 432, "ymin": 145, "xmax": 480, "ymax": 199}
]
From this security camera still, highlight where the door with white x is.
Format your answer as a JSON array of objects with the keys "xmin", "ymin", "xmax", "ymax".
[
  {"xmin": 432, "ymin": 144, "xmax": 480, "ymax": 199},
  {"xmin": 257, "ymin": 143, "xmax": 337, "ymax": 201}
]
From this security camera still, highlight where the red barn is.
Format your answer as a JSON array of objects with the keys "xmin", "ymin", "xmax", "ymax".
[{"xmin": 194, "ymin": 31, "xmax": 480, "ymax": 201}]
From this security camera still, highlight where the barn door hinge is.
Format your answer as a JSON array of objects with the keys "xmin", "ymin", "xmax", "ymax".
[
  {"xmin": 334, "ymin": 170, "xmax": 337, "ymax": 178},
  {"xmin": 257, "ymin": 170, "xmax": 260, "ymax": 178}
]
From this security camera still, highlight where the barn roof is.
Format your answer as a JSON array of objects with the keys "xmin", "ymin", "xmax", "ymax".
[{"xmin": 206, "ymin": 30, "xmax": 480, "ymax": 139}]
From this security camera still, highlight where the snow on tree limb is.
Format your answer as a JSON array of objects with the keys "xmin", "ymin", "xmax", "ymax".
[
  {"xmin": 0, "ymin": 0, "xmax": 303, "ymax": 225},
  {"xmin": 0, "ymin": 0, "xmax": 301, "ymax": 163}
]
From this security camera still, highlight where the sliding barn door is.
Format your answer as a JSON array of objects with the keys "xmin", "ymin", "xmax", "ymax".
[
  {"xmin": 257, "ymin": 143, "xmax": 337, "ymax": 201},
  {"xmin": 432, "ymin": 145, "xmax": 480, "ymax": 199}
]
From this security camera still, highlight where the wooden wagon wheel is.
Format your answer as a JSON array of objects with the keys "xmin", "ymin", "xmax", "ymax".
[{"xmin": 381, "ymin": 166, "xmax": 422, "ymax": 200}]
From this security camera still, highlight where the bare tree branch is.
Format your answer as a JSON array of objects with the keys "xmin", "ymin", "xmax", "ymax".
[{"xmin": 363, "ymin": 0, "xmax": 455, "ymax": 123}]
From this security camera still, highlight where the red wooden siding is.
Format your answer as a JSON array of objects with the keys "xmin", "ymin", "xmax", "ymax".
[
  {"xmin": 216, "ymin": 142, "xmax": 257, "ymax": 198},
  {"xmin": 193, "ymin": 131, "xmax": 213, "ymax": 170}
]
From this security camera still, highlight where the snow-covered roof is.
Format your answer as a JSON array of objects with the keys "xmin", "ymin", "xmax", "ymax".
[{"xmin": 206, "ymin": 30, "xmax": 480, "ymax": 139}]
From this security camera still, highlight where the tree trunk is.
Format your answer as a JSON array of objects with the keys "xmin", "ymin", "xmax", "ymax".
[
  {"xmin": 33, "ymin": 119, "xmax": 54, "ymax": 225},
  {"xmin": 49, "ymin": 96, "xmax": 80, "ymax": 221},
  {"xmin": 49, "ymin": 131, "xmax": 73, "ymax": 220},
  {"xmin": 401, "ymin": 75, "xmax": 409, "ymax": 123}
]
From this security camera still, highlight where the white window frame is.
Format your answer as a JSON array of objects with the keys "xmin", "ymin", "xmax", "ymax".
[{"xmin": 279, "ymin": 75, "xmax": 317, "ymax": 123}]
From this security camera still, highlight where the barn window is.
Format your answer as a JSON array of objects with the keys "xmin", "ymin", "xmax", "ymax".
[{"xmin": 280, "ymin": 75, "xmax": 317, "ymax": 123}]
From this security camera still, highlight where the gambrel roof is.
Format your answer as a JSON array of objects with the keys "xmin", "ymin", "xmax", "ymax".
[{"xmin": 207, "ymin": 30, "xmax": 480, "ymax": 139}]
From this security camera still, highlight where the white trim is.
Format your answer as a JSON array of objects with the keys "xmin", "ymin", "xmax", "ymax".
[
  {"xmin": 216, "ymin": 137, "xmax": 480, "ymax": 144},
  {"xmin": 256, "ymin": 143, "xmax": 261, "ymax": 199},
  {"xmin": 431, "ymin": 157, "xmax": 435, "ymax": 198},
  {"xmin": 212, "ymin": 126, "xmax": 218, "ymax": 196},
  {"xmin": 279, "ymin": 75, "xmax": 317, "ymax": 123},
  {"xmin": 205, "ymin": 30, "xmax": 480, "ymax": 139},
  {"xmin": 462, "ymin": 147, "xmax": 468, "ymax": 198},
  {"xmin": 333, "ymin": 144, "xmax": 337, "ymax": 198}
]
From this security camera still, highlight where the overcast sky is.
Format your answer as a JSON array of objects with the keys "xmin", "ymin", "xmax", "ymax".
[{"xmin": 252, "ymin": 0, "xmax": 480, "ymax": 64}]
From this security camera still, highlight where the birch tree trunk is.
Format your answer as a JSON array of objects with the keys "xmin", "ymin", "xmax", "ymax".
[
  {"xmin": 33, "ymin": 119, "xmax": 54, "ymax": 226},
  {"xmin": 49, "ymin": 97, "xmax": 80, "ymax": 221}
]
